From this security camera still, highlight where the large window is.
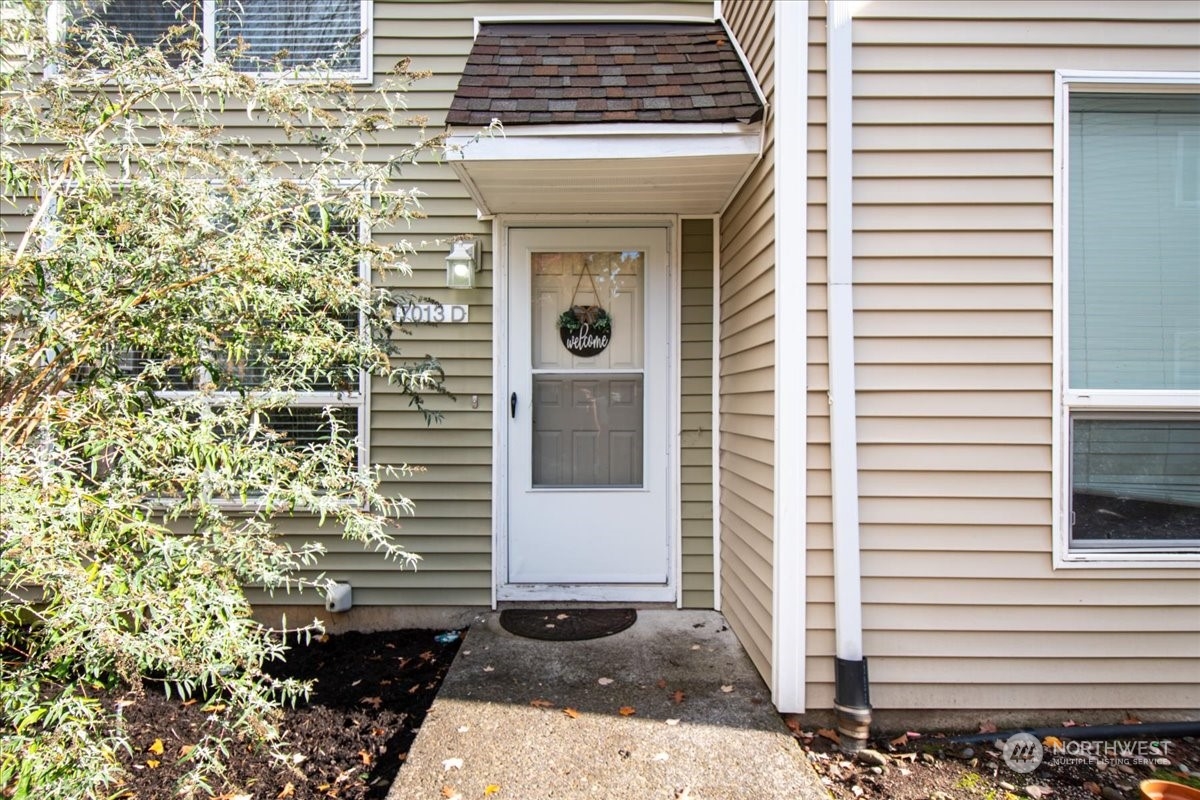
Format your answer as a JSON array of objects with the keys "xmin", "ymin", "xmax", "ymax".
[
  {"xmin": 62, "ymin": 0, "xmax": 372, "ymax": 81},
  {"xmin": 1059, "ymin": 76, "xmax": 1200, "ymax": 562},
  {"xmin": 61, "ymin": 191, "xmax": 368, "ymax": 466}
]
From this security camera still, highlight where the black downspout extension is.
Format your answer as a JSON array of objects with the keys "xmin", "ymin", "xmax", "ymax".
[
  {"xmin": 834, "ymin": 656, "xmax": 872, "ymax": 753},
  {"xmin": 948, "ymin": 720, "xmax": 1200, "ymax": 747}
]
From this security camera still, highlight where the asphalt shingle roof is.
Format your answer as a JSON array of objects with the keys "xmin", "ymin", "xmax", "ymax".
[{"xmin": 447, "ymin": 22, "xmax": 763, "ymax": 127}]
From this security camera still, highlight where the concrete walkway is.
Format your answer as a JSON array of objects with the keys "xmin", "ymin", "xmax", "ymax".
[{"xmin": 387, "ymin": 610, "xmax": 828, "ymax": 800}]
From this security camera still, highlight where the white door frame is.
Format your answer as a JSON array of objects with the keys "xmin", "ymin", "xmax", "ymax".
[{"xmin": 491, "ymin": 215, "xmax": 680, "ymax": 605}]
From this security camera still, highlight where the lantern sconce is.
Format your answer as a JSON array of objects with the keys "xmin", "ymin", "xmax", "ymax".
[{"xmin": 445, "ymin": 239, "xmax": 481, "ymax": 290}]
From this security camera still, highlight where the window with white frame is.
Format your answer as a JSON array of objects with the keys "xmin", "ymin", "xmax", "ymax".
[
  {"xmin": 1061, "ymin": 78, "xmax": 1200, "ymax": 558},
  {"xmin": 63, "ymin": 192, "xmax": 368, "ymax": 461},
  {"xmin": 63, "ymin": 0, "xmax": 372, "ymax": 80}
]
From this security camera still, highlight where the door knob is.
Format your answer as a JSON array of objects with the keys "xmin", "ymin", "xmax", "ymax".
[{"xmin": 510, "ymin": 392, "xmax": 517, "ymax": 419}]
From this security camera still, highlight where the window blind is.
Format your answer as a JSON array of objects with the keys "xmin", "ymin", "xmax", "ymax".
[
  {"xmin": 1068, "ymin": 93, "xmax": 1200, "ymax": 391},
  {"xmin": 214, "ymin": 0, "xmax": 362, "ymax": 73}
]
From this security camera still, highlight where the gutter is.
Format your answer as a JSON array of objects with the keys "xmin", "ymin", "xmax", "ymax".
[{"xmin": 826, "ymin": 0, "xmax": 871, "ymax": 752}]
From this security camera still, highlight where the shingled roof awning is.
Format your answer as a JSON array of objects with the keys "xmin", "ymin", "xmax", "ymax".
[{"xmin": 444, "ymin": 21, "xmax": 765, "ymax": 215}]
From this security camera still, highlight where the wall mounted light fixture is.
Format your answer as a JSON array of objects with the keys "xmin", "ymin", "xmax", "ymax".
[{"xmin": 445, "ymin": 240, "xmax": 481, "ymax": 289}]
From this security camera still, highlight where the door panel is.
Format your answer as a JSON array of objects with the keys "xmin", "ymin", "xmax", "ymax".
[{"xmin": 506, "ymin": 228, "xmax": 671, "ymax": 593}]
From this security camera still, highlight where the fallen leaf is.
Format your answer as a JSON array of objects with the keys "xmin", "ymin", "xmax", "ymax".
[
  {"xmin": 817, "ymin": 728, "xmax": 841, "ymax": 745},
  {"xmin": 555, "ymin": 613, "xmax": 569, "ymax": 620},
  {"xmin": 442, "ymin": 757, "xmax": 464, "ymax": 771},
  {"xmin": 665, "ymin": 719, "xmax": 680, "ymax": 726},
  {"xmin": 656, "ymin": 678, "xmax": 668, "ymax": 689},
  {"xmin": 202, "ymin": 703, "xmax": 226, "ymax": 713},
  {"xmin": 483, "ymin": 665, "xmax": 495, "ymax": 672},
  {"xmin": 598, "ymin": 677, "xmax": 614, "ymax": 686},
  {"xmin": 277, "ymin": 783, "xmax": 295, "ymax": 799},
  {"xmin": 317, "ymin": 634, "xmax": 330, "ymax": 643},
  {"xmin": 1083, "ymin": 782, "xmax": 1102, "ymax": 797},
  {"xmin": 484, "ymin": 786, "xmax": 501, "ymax": 796},
  {"xmin": 1062, "ymin": 719, "xmax": 1078, "ymax": 728},
  {"xmin": 1025, "ymin": 785, "xmax": 1054, "ymax": 799},
  {"xmin": 358, "ymin": 750, "xmax": 372, "ymax": 766},
  {"xmin": 1043, "ymin": 735, "xmax": 1064, "ymax": 749},
  {"xmin": 720, "ymin": 684, "xmax": 734, "ymax": 693},
  {"xmin": 530, "ymin": 698, "xmax": 554, "ymax": 709},
  {"xmin": 563, "ymin": 707, "xmax": 580, "ymax": 719},
  {"xmin": 1122, "ymin": 714, "xmax": 1142, "ymax": 725},
  {"xmin": 361, "ymin": 696, "xmax": 383, "ymax": 710},
  {"xmin": 671, "ymin": 690, "xmax": 686, "ymax": 704},
  {"xmin": 181, "ymin": 698, "xmax": 198, "ymax": 707},
  {"xmin": 890, "ymin": 732, "xmax": 909, "ymax": 747},
  {"xmin": 978, "ymin": 720, "xmax": 997, "ymax": 734},
  {"xmin": 619, "ymin": 706, "xmax": 637, "ymax": 716},
  {"xmin": 408, "ymin": 684, "xmax": 421, "ymax": 694},
  {"xmin": 420, "ymin": 650, "xmax": 436, "ymax": 661},
  {"xmin": 115, "ymin": 698, "xmax": 136, "ymax": 710},
  {"xmin": 178, "ymin": 744, "xmax": 195, "ymax": 758},
  {"xmin": 145, "ymin": 759, "xmax": 160, "ymax": 769},
  {"xmin": 906, "ymin": 730, "xmax": 922, "ymax": 739},
  {"xmin": 783, "ymin": 716, "xmax": 802, "ymax": 735},
  {"xmin": 440, "ymin": 787, "xmax": 460, "ymax": 800},
  {"xmin": 147, "ymin": 739, "xmax": 164, "ymax": 755}
]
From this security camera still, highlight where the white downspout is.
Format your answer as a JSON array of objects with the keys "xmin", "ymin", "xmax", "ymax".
[{"xmin": 826, "ymin": 0, "xmax": 871, "ymax": 750}]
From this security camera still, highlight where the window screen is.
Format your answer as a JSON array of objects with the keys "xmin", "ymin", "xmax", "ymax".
[{"xmin": 214, "ymin": 0, "xmax": 364, "ymax": 73}]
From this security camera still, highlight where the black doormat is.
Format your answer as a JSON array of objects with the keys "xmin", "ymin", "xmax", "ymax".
[{"xmin": 499, "ymin": 609, "xmax": 637, "ymax": 641}]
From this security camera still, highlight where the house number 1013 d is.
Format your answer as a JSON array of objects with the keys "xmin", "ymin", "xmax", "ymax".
[{"xmin": 396, "ymin": 303, "xmax": 470, "ymax": 324}]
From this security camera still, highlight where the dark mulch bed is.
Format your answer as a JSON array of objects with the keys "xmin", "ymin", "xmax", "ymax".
[{"xmin": 108, "ymin": 629, "xmax": 461, "ymax": 799}]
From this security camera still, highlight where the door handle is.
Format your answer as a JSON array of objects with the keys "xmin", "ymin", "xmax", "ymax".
[{"xmin": 510, "ymin": 392, "xmax": 517, "ymax": 419}]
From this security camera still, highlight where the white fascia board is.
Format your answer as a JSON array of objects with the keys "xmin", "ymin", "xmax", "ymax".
[
  {"xmin": 445, "ymin": 124, "xmax": 761, "ymax": 163},
  {"xmin": 474, "ymin": 14, "xmax": 717, "ymax": 30},
  {"xmin": 718, "ymin": 16, "xmax": 768, "ymax": 114}
]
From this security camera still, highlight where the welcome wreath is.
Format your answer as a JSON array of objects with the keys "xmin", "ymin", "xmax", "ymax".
[{"xmin": 558, "ymin": 262, "xmax": 613, "ymax": 357}]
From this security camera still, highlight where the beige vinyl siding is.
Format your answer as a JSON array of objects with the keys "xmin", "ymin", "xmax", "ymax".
[
  {"xmin": 802, "ymin": 0, "xmax": 1200, "ymax": 711},
  {"xmin": 805, "ymin": 0, "xmax": 835, "ymax": 713},
  {"xmin": 718, "ymin": 0, "xmax": 775, "ymax": 686},
  {"xmin": 681, "ymin": 218, "xmax": 716, "ymax": 609}
]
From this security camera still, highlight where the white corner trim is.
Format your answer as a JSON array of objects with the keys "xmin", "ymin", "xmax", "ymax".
[
  {"xmin": 673, "ymin": 218, "xmax": 685, "ymax": 610},
  {"xmin": 711, "ymin": 216, "xmax": 723, "ymax": 613},
  {"xmin": 771, "ymin": 0, "xmax": 810, "ymax": 716},
  {"xmin": 825, "ymin": 0, "xmax": 865, "ymax": 665},
  {"xmin": 490, "ymin": 217, "xmax": 507, "ymax": 609}
]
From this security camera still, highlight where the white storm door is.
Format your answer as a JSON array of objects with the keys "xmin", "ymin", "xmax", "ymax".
[{"xmin": 506, "ymin": 227, "xmax": 671, "ymax": 593}]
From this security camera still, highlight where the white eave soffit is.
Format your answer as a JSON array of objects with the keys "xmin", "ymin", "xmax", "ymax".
[{"xmin": 445, "ymin": 121, "xmax": 763, "ymax": 216}]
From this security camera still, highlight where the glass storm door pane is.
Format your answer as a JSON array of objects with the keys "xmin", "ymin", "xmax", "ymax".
[
  {"xmin": 1071, "ymin": 418, "xmax": 1200, "ymax": 546},
  {"xmin": 530, "ymin": 251, "xmax": 645, "ymax": 488},
  {"xmin": 532, "ymin": 375, "xmax": 643, "ymax": 487}
]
